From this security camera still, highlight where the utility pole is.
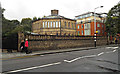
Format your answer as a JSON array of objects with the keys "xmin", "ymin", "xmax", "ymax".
[{"xmin": 94, "ymin": 6, "xmax": 103, "ymax": 47}]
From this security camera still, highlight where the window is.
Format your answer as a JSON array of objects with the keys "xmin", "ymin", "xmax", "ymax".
[
  {"xmin": 82, "ymin": 30, "xmax": 83, "ymax": 35},
  {"xmin": 84, "ymin": 30, "xmax": 90, "ymax": 35},
  {"xmin": 87, "ymin": 14, "xmax": 90, "ymax": 17},
  {"xmin": 48, "ymin": 21, "xmax": 49, "ymax": 28},
  {"xmin": 53, "ymin": 21, "xmax": 55, "ymax": 28},
  {"xmin": 72, "ymin": 23, "xmax": 74, "ymax": 29},
  {"xmin": 43, "ymin": 21, "xmax": 44, "ymax": 28},
  {"xmin": 45, "ymin": 21, "xmax": 47, "ymax": 28},
  {"xmin": 50, "ymin": 21, "xmax": 52, "ymax": 28},
  {"xmin": 75, "ymin": 23, "xmax": 76, "ymax": 28},
  {"xmin": 97, "ymin": 30, "xmax": 100, "ymax": 34},
  {"xmin": 68, "ymin": 22, "xmax": 70, "ymax": 28},
  {"xmin": 102, "ymin": 30, "xmax": 104, "ymax": 34},
  {"xmin": 78, "ymin": 31, "xmax": 80, "ymax": 35},
  {"xmin": 88, "ymin": 18, "xmax": 91, "ymax": 22},
  {"xmin": 97, "ymin": 24, "xmax": 100, "ymax": 27},
  {"xmin": 59, "ymin": 21, "xmax": 61, "ymax": 27},
  {"xmin": 82, "ymin": 15, "xmax": 85, "ymax": 18},
  {"xmin": 65, "ymin": 22, "xmax": 66, "ymax": 28},
  {"xmin": 81, "ymin": 25, "xmax": 83, "ymax": 28},
  {"xmin": 84, "ymin": 24, "xmax": 90, "ymax": 29},
  {"xmin": 102, "ymin": 25, "xmax": 104, "ymax": 28},
  {"xmin": 56, "ymin": 21, "xmax": 58, "ymax": 28},
  {"xmin": 78, "ymin": 25, "xmax": 80, "ymax": 29}
]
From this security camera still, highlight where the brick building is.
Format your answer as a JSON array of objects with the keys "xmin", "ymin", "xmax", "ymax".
[
  {"xmin": 75, "ymin": 12, "xmax": 107, "ymax": 36},
  {"xmin": 32, "ymin": 9, "xmax": 76, "ymax": 36}
]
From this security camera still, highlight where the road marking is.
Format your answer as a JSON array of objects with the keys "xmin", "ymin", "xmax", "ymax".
[
  {"xmin": 6, "ymin": 62, "xmax": 61, "ymax": 73},
  {"xmin": 106, "ymin": 51, "xmax": 113, "ymax": 53},
  {"xmin": 64, "ymin": 51, "xmax": 112, "ymax": 63},
  {"xmin": 64, "ymin": 55, "xmax": 97, "ymax": 63},
  {"xmin": 97, "ymin": 52, "xmax": 104, "ymax": 56},
  {"xmin": 113, "ymin": 50, "xmax": 116, "ymax": 52},
  {"xmin": 106, "ymin": 49, "xmax": 116, "ymax": 53},
  {"xmin": 82, "ymin": 55, "xmax": 97, "ymax": 58},
  {"xmin": 106, "ymin": 47, "xmax": 118, "ymax": 49},
  {"xmin": 40, "ymin": 55, "xmax": 44, "ymax": 56}
]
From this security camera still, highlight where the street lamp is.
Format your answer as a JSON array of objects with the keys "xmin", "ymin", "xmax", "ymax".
[{"xmin": 94, "ymin": 6, "xmax": 103, "ymax": 47}]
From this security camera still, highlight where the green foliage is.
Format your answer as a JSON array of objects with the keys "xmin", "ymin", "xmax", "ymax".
[
  {"xmin": 106, "ymin": 2, "xmax": 120, "ymax": 36},
  {"xmin": 33, "ymin": 17, "xmax": 38, "ymax": 22},
  {"xmin": 2, "ymin": 8, "xmax": 35, "ymax": 37},
  {"xmin": 2, "ymin": 18, "xmax": 17, "ymax": 37}
]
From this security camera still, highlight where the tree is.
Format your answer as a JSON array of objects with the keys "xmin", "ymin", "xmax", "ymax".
[
  {"xmin": 21, "ymin": 18, "xmax": 32, "ymax": 25},
  {"xmin": 2, "ymin": 8, "xmax": 17, "ymax": 37},
  {"xmin": 2, "ymin": 8, "xmax": 34, "ymax": 37},
  {"xmin": 106, "ymin": 2, "xmax": 120, "ymax": 36},
  {"xmin": 33, "ymin": 17, "xmax": 38, "ymax": 22},
  {"xmin": 21, "ymin": 18, "xmax": 32, "ymax": 32},
  {"xmin": 11, "ymin": 20, "xmax": 20, "ymax": 25}
]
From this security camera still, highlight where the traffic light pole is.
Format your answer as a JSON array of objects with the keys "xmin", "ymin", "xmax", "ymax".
[{"xmin": 94, "ymin": 33, "xmax": 97, "ymax": 47}]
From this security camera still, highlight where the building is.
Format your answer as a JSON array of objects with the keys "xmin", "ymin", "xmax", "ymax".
[
  {"xmin": 32, "ymin": 9, "xmax": 76, "ymax": 36},
  {"xmin": 75, "ymin": 12, "xmax": 107, "ymax": 36}
]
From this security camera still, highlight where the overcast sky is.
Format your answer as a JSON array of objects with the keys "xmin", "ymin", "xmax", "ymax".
[{"xmin": 1, "ymin": 0, "xmax": 120, "ymax": 21}]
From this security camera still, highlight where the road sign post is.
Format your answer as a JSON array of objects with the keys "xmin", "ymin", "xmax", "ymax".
[{"xmin": 94, "ymin": 31, "xmax": 98, "ymax": 47}]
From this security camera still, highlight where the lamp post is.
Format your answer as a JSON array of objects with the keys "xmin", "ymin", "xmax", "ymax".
[{"xmin": 94, "ymin": 6, "xmax": 103, "ymax": 47}]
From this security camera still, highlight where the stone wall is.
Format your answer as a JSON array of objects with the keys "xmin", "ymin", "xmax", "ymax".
[{"xmin": 18, "ymin": 32, "xmax": 107, "ymax": 51}]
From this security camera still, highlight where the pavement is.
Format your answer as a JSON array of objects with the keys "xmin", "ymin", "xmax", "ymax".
[{"xmin": 1, "ymin": 44, "xmax": 119, "ymax": 59}]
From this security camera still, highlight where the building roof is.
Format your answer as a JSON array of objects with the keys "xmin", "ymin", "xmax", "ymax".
[
  {"xmin": 75, "ymin": 12, "xmax": 94, "ymax": 17},
  {"xmin": 42, "ymin": 15, "xmax": 76, "ymax": 21},
  {"xmin": 75, "ymin": 12, "xmax": 107, "ymax": 17}
]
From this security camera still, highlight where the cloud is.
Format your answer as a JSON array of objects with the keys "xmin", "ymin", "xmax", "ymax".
[{"xmin": 1, "ymin": 0, "xmax": 120, "ymax": 21}]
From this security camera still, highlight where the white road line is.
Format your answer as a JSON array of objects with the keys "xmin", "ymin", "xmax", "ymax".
[
  {"xmin": 106, "ymin": 49, "xmax": 116, "ymax": 53},
  {"xmin": 64, "ymin": 48, "xmax": 118, "ymax": 63},
  {"xmin": 64, "ymin": 55, "xmax": 97, "ymax": 63},
  {"xmin": 6, "ymin": 62, "xmax": 61, "ymax": 73},
  {"xmin": 82, "ymin": 55, "xmax": 97, "ymax": 58},
  {"xmin": 106, "ymin": 47, "xmax": 118, "ymax": 49},
  {"xmin": 40, "ymin": 55, "xmax": 44, "ymax": 56},
  {"xmin": 106, "ymin": 51, "xmax": 113, "ymax": 53},
  {"xmin": 97, "ymin": 52, "xmax": 104, "ymax": 56},
  {"xmin": 113, "ymin": 50, "xmax": 116, "ymax": 52}
]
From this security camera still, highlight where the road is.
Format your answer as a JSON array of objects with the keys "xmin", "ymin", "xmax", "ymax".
[{"xmin": 2, "ymin": 45, "xmax": 120, "ymax": 73}]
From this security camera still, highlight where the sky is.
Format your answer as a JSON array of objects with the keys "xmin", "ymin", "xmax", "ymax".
[{"xmin": 1, "ymin": 0, "xmax": 120, "ymax": 21}]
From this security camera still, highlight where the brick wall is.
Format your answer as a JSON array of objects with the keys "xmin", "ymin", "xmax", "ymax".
[{"xmin": 18, "ymin": 32, "xmax": 107, "ymax": 51}]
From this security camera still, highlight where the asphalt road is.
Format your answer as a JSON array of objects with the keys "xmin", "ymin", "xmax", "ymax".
[{"xmin": 2, "ymin": 45, "xmax": 120, "ymax": 73}]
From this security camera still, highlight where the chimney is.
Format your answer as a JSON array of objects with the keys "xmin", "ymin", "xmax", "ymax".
[{"xmin": 51, "ymin": 9, "xmax": 59, "ymax": 16}]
